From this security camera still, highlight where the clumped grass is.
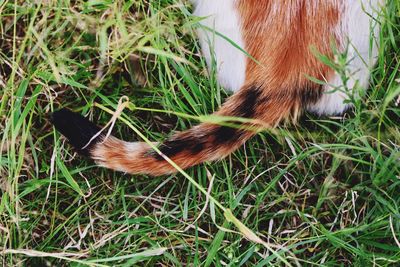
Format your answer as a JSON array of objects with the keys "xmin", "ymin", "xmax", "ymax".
[{"xmin": 1, "ymin": 0, "xmax": 399, "ymax": 266}]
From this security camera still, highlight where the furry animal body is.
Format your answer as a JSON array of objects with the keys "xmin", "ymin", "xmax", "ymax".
[{"xmin": 52, "ymin": 0, "xmax": 383, "ymax": 176}]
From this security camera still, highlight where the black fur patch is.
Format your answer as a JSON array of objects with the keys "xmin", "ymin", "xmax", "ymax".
[
  {"xmin": 154, "ymin": 134, "xmax": 207, "ymax": 160},
  {"xmin": 300, "ymin": 86, "xmax": 323, "ymax": 105},
  {"xmin": 212, "ymin": 85, "xmax": 261, "ymax": 145},
  {"xmin": 50, "ymin": 108, "xmax": 103, "ymax": 156},
  {"xmin": 235, "ymin": 86, "xmax": 262, "ymax": 118},
  {"xmin": 212, "ymin": 125, "xmax": 242, "ymax": 145}
]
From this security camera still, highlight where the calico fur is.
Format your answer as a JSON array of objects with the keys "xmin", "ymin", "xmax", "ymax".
[{"xmin": 52, "ymin": 0, "xmax": 383, "ymax": 176}]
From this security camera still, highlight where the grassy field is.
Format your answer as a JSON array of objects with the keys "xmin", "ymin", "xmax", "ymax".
[{"xmin": 1, "ymin": 0, "xmax": 399, "ymax": 266}]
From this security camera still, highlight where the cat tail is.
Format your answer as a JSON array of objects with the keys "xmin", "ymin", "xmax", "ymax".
[{"xmin": 51, "ymin": 83, "xmax": 299, "ymax": 176}]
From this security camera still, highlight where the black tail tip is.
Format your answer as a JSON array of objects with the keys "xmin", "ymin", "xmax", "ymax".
[{"xmin": 50, "ymin": 108, "xmax": 103, "ymax": 155}]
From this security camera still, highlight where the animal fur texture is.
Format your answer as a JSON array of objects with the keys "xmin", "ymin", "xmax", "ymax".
[{"xmin": 52, "ymin": 0, "xmax": 383, "ymax": 176}]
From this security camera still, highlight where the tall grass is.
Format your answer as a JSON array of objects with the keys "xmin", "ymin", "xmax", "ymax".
[{"xmin": 0, "ymin": 0, "xmax": 399, "ymax": 266}]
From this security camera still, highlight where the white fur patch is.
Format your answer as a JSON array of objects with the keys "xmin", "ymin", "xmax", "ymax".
[
  {"xmin": 192, "ymin": 0, "xmax": 246, "ymax": 92},
  {"xmin": 309, "ymin": 0, "xmax": 383, "ymax": 115}
]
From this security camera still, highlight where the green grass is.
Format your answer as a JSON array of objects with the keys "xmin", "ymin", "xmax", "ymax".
[{"xmin": 1, "ymin": 0, "xmax": 399, "ymax": 266}]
